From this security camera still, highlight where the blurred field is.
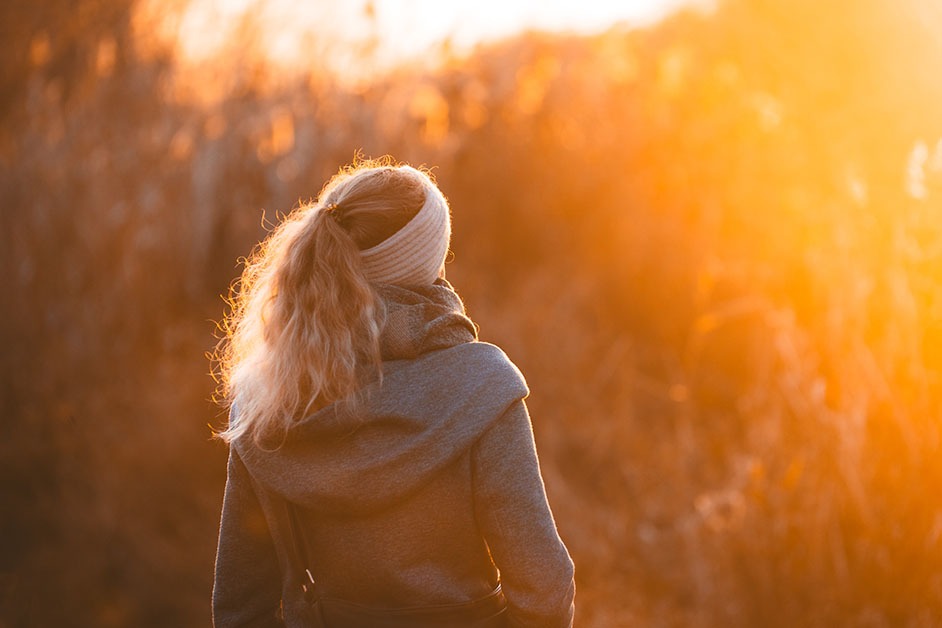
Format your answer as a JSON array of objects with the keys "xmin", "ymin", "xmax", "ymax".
[{"xmin": 3, "ymin": 0, "xmax": 942, "ymax": 626}]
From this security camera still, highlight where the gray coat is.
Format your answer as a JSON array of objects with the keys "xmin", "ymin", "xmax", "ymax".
[{"xmin": 212, "ymin": 284, "xmax": 575, "ymax": 628}]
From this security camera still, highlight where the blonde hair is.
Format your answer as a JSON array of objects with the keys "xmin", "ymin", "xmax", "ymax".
[{"xmin": 213, "ymin": 159, "xmax": 435, "ymax": 444}]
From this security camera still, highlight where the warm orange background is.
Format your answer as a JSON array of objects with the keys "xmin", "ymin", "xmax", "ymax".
[{"xmin": 3, "ymin": 0, "xmax": 942, "ymax": 626}]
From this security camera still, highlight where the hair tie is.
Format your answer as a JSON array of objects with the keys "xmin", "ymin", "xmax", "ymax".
[{"xmin": 322, "ymin": 203, "xmax": 342, "ymax": 223}]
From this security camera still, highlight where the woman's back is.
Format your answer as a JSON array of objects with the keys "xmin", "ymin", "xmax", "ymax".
[{"xmin": 211, "ymin": 161, "xmax": 574, "ymax": 627}]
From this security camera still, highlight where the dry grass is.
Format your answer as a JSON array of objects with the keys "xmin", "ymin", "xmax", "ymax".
[{"xmin": 2, "ymin": 0, "xmax": 942, "ymax": 625}]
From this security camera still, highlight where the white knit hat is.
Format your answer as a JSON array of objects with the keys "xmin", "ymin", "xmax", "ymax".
[{"xmin": 359, "ymin": 167, "xmax": 451, "ymax": 287}]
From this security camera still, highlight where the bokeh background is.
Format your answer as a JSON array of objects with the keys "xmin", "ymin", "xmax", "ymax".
[{"xmin": 3, "ymin": 0, "xmax": 942, "ymax": 626}]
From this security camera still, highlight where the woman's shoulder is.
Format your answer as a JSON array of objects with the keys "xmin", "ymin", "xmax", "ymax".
[
  {"xmin": 375, "ymin": 341, "xmax": 529, "ymax": 415},
  {"xmin": 453, "ymin": 340, "xmax": 523, "ymax": 371},
  {"xmin": 414, "ymin": 340, "xmax": 527, "ymax": 390}
]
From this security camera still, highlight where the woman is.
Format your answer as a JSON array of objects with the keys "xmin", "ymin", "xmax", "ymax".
[{"xmin": 212, "ymin": 160, "xmax": 575, "ymax": 627}]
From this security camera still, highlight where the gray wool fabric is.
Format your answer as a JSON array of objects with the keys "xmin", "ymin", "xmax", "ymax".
[{"xmin": 212, "ymin": 281, "xmax": 575, "ymax": 628}]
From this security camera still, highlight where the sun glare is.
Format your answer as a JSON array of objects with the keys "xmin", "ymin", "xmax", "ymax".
[
  {"xmin": 12, "ymin": 0, "xmax": 942, "ymax": 624},
  {"xmin": 170, "ymin": 0, "xmax": 713, "ymax": 78}
]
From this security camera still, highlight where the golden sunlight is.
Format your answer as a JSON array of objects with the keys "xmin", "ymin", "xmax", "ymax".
[
  {"xmin": 171, "ymin": 0, "xmax": 713, "ymax": 75},
  {"xmin": 10, "ymin": 0, "xmax": 942, "ymax": 625}
]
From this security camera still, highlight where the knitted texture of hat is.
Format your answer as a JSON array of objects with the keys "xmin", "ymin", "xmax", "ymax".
[{"xmin": 359, "ymin": 168, "xmax": 451, "ymax": 287}]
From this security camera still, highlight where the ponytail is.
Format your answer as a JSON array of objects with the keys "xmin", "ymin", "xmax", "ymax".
[
  {"xmin": 214, "ymin": 203, "xmax": 383, "ymax": 445},
  {"xmin": 213, "ymin": 159, "xmax": 436, "ymax": 445}
]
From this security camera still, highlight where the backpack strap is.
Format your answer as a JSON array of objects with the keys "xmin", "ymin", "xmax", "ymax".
[{"xmin": 284, "ymin": 500, "xmax": 318, "ymax": 607}]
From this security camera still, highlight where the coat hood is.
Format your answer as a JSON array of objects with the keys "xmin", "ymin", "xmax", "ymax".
[
  {"xmin": 231, "ymin": 281, "xmax": 529, "ymax": 516},
  {"xmin": 234, "ymin": 342, "xmax": 528, "ymax": 515}
]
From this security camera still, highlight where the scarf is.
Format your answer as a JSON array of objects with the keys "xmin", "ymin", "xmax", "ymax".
[{"xmin": 375, "ymin": 278, "xmax": 478, "ymax": 362}]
